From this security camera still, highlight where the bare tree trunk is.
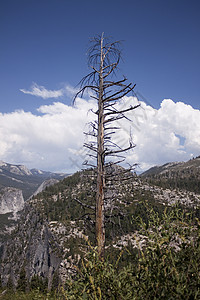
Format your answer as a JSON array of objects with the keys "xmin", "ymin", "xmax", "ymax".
[
  {"xmin": 74, "ymin": 34, "xmax": 139, "ymax": 259},
  {"xmin": 96, "ymin": 35, "xmax": 105, "ymax": 258}
]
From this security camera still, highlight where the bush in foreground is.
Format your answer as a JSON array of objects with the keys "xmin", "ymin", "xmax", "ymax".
[
  {"xmin": 65, "ymin": 205, "xmax": 200, "ymax": 299},
  {"xmin": 1, "ymin": 205, "xmax": 200, "ymax": 299}
]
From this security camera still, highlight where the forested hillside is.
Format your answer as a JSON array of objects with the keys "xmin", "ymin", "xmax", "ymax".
[
  {"xmin": 141, "ymin": 156, "xmax": 200, "ymax": 193},
  {"xmin": 0, "ymin": 164, "xmax": 200, "ymax": 298}
]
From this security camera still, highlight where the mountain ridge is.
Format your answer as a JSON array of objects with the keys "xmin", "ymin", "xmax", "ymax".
[
  {"xmin": 140, "ymin": 156, "xmax": 200, "ymax": 193},
  {"xmin": 0, "ymin": 161, "xmax": 68, "ymax": 200},
  {"xmin": 141, "ymin": 156, "xmax": 200, "ymax": 177}
]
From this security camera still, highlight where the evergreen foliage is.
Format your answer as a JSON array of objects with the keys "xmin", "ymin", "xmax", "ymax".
[
  {"xmin": 30, "ymin": 275, "xmax": 48, "ymax": 293},
  {"xmin": 6, "ymin": 275, "xmax": 14, "ymax": 291},
  {"xmin": 142, "ymin": 157, "xmax": 200, "ymax": 194},
  {"xmin": 0, "ymin": 205, "xmax": 200, "ymax": 299},
  {"xmin": 16, "ymin": 267, "xmax": 27, "ymax": 292},
  {"xmin": 1, "ymin": 162, "xmax": 200, "ymax": 298},
  {"xmin": 64, "ymin": 205, "xmax": 200, "ymax": 299}
]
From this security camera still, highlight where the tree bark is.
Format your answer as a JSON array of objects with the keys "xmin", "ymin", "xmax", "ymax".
[{"xmin": 96, "ymin": 35, "xmax": 105, "ymax": 258}]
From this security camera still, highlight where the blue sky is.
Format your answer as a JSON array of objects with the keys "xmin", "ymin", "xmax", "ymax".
[
  {"xmin": 0, "ymin": 0, "xmax": 200, "ymax": 172},
  {"xmin": 1, "ymin": 0, "xmax": 200, "ymax": 112}
]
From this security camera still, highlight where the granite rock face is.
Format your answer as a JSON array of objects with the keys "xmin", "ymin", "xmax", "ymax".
[
  {"xmin": 32, "ymin": 178, "xmax": 59, "ymax": 197},
  {"xmin": 0, "ymin": 187, "xmax": 24, "ymax": 215},
  {"xmin": 0, "ymin": 204, "xmax": 62, "ymax": 289}
]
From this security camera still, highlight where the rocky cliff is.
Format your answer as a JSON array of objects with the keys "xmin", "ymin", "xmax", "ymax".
[
  {"xmin": 0, "ymin": 187, "xmax": 24, "ymax": 216},
  {"xmin": 32, "ymin": 178, "xmax": 59, "ymax": 197},
  {"xmin": 0, "ymin": 203, "xmax": 62, "ymax": 289}
]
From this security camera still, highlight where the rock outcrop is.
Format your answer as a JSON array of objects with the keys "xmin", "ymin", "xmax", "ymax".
[
  {"xmin": 32, "ymin": 178, "xmax": 59, "ymax": 197},
  {"xmin": 0, "ymin": 187, "xmax": 24, "ymax": 215},
  {"xmin": 0, "ymin": 204, "xmax": 62, "ymax": 289}
]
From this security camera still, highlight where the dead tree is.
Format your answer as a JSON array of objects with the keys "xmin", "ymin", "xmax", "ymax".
[{"xmin": 74, "ymin": 34, "xmax": 139, "ymax": 258}]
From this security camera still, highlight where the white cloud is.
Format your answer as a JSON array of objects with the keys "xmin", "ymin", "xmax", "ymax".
[
  {"xmin": 123, "ymin": 99, "xmax": 200, "ymax": 170},
  {"xmin": 0, "ymin": 98, "xmax": 96, "ymax": 172},
  {"xmin": 0, "ymin": 98, "xmax": 200, "ymax": 173},
  {"xmin": 20, "ymin": 83, "xmax": 64, "ymax": 99},
  {"xmin": 20, "ymin": 83, "xmax": 79, "ymax": 100}
]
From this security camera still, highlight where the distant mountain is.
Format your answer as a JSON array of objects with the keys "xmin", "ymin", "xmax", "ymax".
[
  {"xmin": 0, "ymin": 161, "xmax": 68, "ymax": 200},
  {"xmin": 141, "ymin": 156, "xmax": 200, "ymax": 193}
]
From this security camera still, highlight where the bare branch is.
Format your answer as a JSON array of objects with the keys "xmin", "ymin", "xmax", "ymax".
[
  {"xmin": 74, "ymin": 198, "xmax": 95, "ymax": 210},
  {"xmin": 83, "ymin": 143, "xmax": 97, "ymax": 152},
  {"xmin": 104, "ymin": 77, "xmax": 127, "ymax": 88},
  {"xmin": 73, "ymin": 84, "xmax": 98, "ymax": 103},
  {"xmin": 84, "ymin": 131, "xmax": 98, "ymax": 137},
  {"xmin": 104, "ymin": 115, "xmax": 124, "ymax": 124},
  {"xmin": 104, "ymin": 126, "xmax": 121, "ymax": 130},
  {"xmin": 103, "ymin": 83, "xmax": 136, "ymax": 103},
  {"xmin": 74, "ymin": 34, "xmax": 139, "ymax": 258},
  {"xmin": 103, "ymin": 61, "xmax": 119, "ymax": 78},
  {"xmin": 83, "ymin": 161, "xmax": 97, "ymax": 168},
  {"xmin": 104, "ymin": 104, "xmax": 140, "ymax": 116},
  {"xmin": 106, "ymin": 144, "xmax": 135, "ymax": 156}
]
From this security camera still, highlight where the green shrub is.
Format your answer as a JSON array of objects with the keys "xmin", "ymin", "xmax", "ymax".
[
  {"xmin": 65, "ymin": 245, "xmax": 128, "ymax": 299},
  {"xmin": 132, "ymin": 204, "xmax": 200, "ymax": 299},
  {"xmin": 65, "ymin": 204, "xmax": 200, "ymax": 299},
  {"xmin": 1, "ymin": 205, "xmax": 199, "ymax": 299}
]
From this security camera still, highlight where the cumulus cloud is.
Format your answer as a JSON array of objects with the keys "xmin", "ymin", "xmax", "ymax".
[
  {"xmin": 0, "ymin": 98, "xmax": 96, "ymax": 172},
  {"xmin": 124, "ymin": 99, "xmax": 200, "ymax": 171},
  {"xmin": 0, "ymin": 97, "xmax": 200, "ymax": 173}
]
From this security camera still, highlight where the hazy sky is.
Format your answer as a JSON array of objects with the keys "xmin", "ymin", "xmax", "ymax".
[{"xmin": 0, "ymin": 0, "xmax": 200, "ymax": 172}]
